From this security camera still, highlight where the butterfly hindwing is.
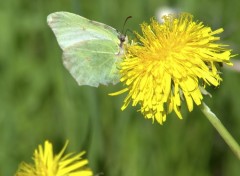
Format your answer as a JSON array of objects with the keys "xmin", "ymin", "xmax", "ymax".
[{"xmin": 63, "ymin": 39, "xmax": 121, "ymax": 87}]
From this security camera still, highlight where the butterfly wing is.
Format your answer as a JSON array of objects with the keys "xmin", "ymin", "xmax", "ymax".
[{"xmin": 47, "ymin": 12, "xmax": 121, "ymax": 87}]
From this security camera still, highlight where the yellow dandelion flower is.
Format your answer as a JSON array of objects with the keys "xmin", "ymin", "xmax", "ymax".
[
  {"xmin": 110, "ymin": 13, "xmax": 233, "ymax": 124},
  {"xmin": 15, "ymin": 140, "xmax": 93, "ymax": 176}
]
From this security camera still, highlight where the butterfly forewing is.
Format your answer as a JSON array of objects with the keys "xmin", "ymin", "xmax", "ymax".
[{"xmin": 47, "ymin": 12, "xmax": 122, "ymax": 87}]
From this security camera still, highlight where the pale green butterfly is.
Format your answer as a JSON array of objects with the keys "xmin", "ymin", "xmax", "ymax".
[{"xmin": 47, "ymin": 12, "xmax": 128, "ymax": 87}]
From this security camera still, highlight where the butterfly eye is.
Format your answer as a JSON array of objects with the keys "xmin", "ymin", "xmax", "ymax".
[{"xmin": 119, "ymin": 34, "xmax": 126, "ymax": 42}]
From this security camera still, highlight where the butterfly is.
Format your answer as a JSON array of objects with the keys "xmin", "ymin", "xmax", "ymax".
[{"xmin": 47, "ymin": 12, "xmax": 128, "ymax": 87}]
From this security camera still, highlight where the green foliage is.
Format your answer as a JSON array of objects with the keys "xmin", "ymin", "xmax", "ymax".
[{"xmin": 0, "ymin": 0, "xmax": 240, "ymax": 175}]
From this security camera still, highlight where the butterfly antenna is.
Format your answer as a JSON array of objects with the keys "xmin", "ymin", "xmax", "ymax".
[
  {"xmin": 118, "ymin": 16, "xmax": 132, "ymax": 50},
  {"xmin": 121, "ymin": 16, "xmax": 132, "ymax": 34}
]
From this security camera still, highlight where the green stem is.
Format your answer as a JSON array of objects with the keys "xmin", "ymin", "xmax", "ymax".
[{"xmin": 200, "ymin": 102, "xmax": 240, "ymax": 160}]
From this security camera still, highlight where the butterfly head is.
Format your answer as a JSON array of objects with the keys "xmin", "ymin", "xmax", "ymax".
[{"xmin": 118, "ymin": 33, "xmax": 127, "ymax": 48}]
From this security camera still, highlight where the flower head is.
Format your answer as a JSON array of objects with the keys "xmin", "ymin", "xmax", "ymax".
[
  {"xmin": 15, "ymin": 140, "xmax": 93, "ymax": 176},
  {"xmin": 111, "ymin": 13, "xmax": 233, "ymax": 124}
]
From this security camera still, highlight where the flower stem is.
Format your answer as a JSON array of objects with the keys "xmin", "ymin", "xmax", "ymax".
[{"xmin": 200, "ymin": 102, "xmax": 240, "ymax": 160}]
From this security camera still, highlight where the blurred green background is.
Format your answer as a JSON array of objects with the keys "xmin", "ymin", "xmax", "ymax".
[{"xmin": 0, "ymin": 0, "xmax": 240, "ymax": 175}]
